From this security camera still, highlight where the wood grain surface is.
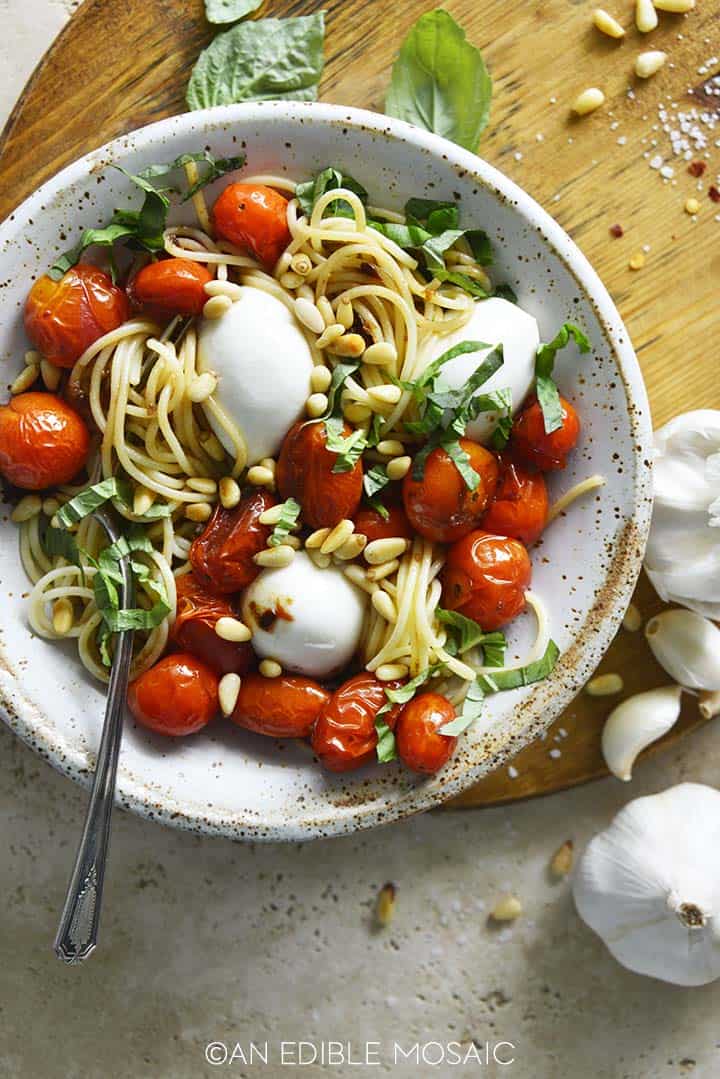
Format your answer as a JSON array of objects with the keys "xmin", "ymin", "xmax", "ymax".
[{"xmin": 1, "ymin": 0, "xmax": 717, "ymax": 806}]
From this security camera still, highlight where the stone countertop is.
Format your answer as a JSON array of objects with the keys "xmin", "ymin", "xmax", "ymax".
[{"xmin": 1, "ymin": 8, "xmax": 720, "ymax": 1079}]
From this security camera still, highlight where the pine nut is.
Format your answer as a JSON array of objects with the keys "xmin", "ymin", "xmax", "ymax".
[
  {"xmin": 133, "ymin": 487, "xmax": 155, "ymax": 517},
  {"xmin": 364, "ymin": 537, "xmax": 408, "ymax": 565},
  {"xmin": 386, "ymin": 456, "xmax": 412, "ymax": 481},
  {"xmin": 219, "ymin": 476, "xmax": 241, "ymax": 510},
  {"xmin": 306, "ymin": 527, "xmax": 331, "ymax": 549},
  {"xmin": 188, "ymin": 372, "xmax": 218, "ymax": 403},
  {"xmin": 331, "ymin": 333, "xmax": 366, "ymax": 358},
  {"xmin": 259, "ymin": 659, "xmax": 282, "ymax": 678},
  {"xmin": 279, "ymin": 270, "xmax": 304, "ymax": 290},
  {"xmin": 219, "ymin": 673, "xmax": 241, "ymax": 716},
  {"xmin": 635, "ymin": 0, "xmax": 658, "ymax": 32},
  {"xmin": 259, "ymin": 504, "xmax": 285, "ymax": 526},
  {"xmin": 185, "ymin": 502, "xmax": 212, "ymax": 522},
  {"xmin": 10, "ymin": 365, "xmax": 39, "ymax": 395},
  {"xmin": 550, "ymin": 840, "xmax": 574, "ymax": 878},
  {"xmin": 316, "ymin": 295, "xmax": 335, "ymax": 326},
  {"xmin": 42, "ymin": 497, "xmax": 60, "ymax": 517},
  {"xmin": 592, "ymin": 8, "xmax": 625, "ymax": 36},
  {"xmin": 316, "ymin": 324, "xmax": 345, "ymax": 350},
  {"xmin": 187, "ymin": 476, "xmax": 218, "ymax": 495},
  {"xmin": 366, "ymin": 559, "xmax": 399, "ymax": 582},
  {"xmin": 490, "ymin": 895, "xmax": 523, "ymax": 922},
  {"xmin": 571, "ymin": 88, "xmax": 605, "ymax": 116},
  {"xmin": 204, "ymin": 279, "xmax": 244, "ymax": 300},
  {"xmin": 376, "ymin": 439, "xmax": 405, "ymax": 457},
  {"xmin": 260, "ymin": 458, "xmax": 276, "ymax": 475},
  {"xmin": 203, "ymin": 295, "xmax": 232, "ymax": 320},
  {"xmin": 585, "ymin": 672, "xmax": 624, "ymax": 696},
  {"xmin": 343, "ymin": 564, "xmax": 379, "ymax": 595},
  {"xmin": 375, "ymin": 882, "xmax": 396, "ymax": 927},
  {"xmin": 336, "ymin": 300, "xmax": 354, "ymax": 329},
  {"xmin": 306, "ymin": 393, "xmax": 329, "ymax": 418},
  {"xmin": 310, "ymin": 365, "xmax": 333, "ymax": 393},
  {"xmin": 201, "ymin": 432, "xmax": 226, "ymax": 462},
  {"xmin": 253, "ymin": 544, "xmax": 295, "ymax": 568},
  {"xmin": 334, "ymin": 533, "xmax": 367, "ymax": 560},
  {"xmin": 283, "ymin": 534, "xmax": 302, "ymax": 550},
  {"xmin": 320, "ymin": 518, "xmax": 355, "ymax": 554},
  {"xmin": 215, "ymin": 616, "xmax": 252, "ymax": 643},
  {"xmin": 699, "ymin": 690, "xmax": 720, "ymax": 720},
  {"xmin": 635, "ymin": 50, "xmax": 667, "ymax": 78},
  {"xmin": 52, "ymin": 597, "xmax": 74, "ymax": 635},
  {"xmin": 275, "ymin": 252, "xmax": 293, "ymax": 276},
  {"xmin": 10, "ymin": 494, "xmax": 42, "ymax": 522},
  {"xmin": 372, "ymin": 589, "xmax": 397, "ymax": 622},
  {"xmin": 294, "ymin": 297, "xmax": 326, "ymax": 335},
  {"xmin": 40, "ymin": 358, "xmax": 62, "ymax": 391},
  {"xmin": 622, "ymin": 602, "xmax": 642, "ymax": 632},
  {"xmin": 628, "ymin": 251, "xmax": 646, "ymax": 270},
  {"xmin": 24, "ymin": 349, "xmax": 41, "ymax": 366},
  {"xmin": 377, "ymin": 663, "xmax": 409, "ymax": 681},
  {"xmin": 290, "ymin": 252, "xmax": 312, "ymax": 277},
  {"xmin": 654, "ymin": 0, "xmax": 694, "ymax": 10},
  {"xmin": 367, "ymin": 384, "xmax": 402, "ymax": 407},
  {"xmin": 363, "ymin": 342, "xmax": 398, "ymax": 367},
  {"xmin": 247, "ymin": 465, "xmax": 275, "ymax": 487},
  {"xmin": 685, "ymin": 197, "xmax": 700, "ymax": 215},
  {"xmin": 307, "ymin": 549, "xmax": 332, "ymax": 569},
  {"xmin": 343, "ymin": 402, "xmax": 373, "ymax": 423}
]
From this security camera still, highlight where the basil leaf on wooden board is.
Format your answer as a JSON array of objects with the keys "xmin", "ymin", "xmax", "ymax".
[
  {"xmin": 439, "ymin": 679, "xmax": 484, "ymax": 736},
  {"xmin": 205, "ymin": 0, "xmax": 262, "ymax": 25},
  {"xmin": 385, "ymin": 10, "xmax": 492, "ymax": 152},
  {"xmin": 186, "ymin": 13, "xmax": 325, "ymax": 111},
  {"xmin": 535, "ymin": 322, "xmax": 590, "ymax": 434},
  {"xmin": 375, "ymin": 717, "xmax": 398, "ymax": 763}
]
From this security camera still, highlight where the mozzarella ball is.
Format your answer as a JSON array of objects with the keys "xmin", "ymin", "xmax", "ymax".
[
  {"xmin": 242, "ymin": 552, "xmax": 367, "ymax": 678},
  {"xmin": 197, "ymin": 287, "xmax": 313, "ymax": 464},
  {"xmin": 423, "ymin": 297, "xmax": 539, "ymax": 444}
]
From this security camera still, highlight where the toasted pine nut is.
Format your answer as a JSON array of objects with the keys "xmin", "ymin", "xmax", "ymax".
[
  {"xmin": 247, "ymin": 465, "xmax": 275, "ymax": 487},
  {"xmin": 367, "ymin": 384, "xmax": 402, "ymax": 407},
  {"xmin": 283, "ymin": 535, "xmax": 302, "ymax": 550},
  {"xmin": 215, "ymin": 616, "xmax": 252, "ymax": 643},
  {"xmin": 550, "ymin": 840, "xmax": 574, "ymax": 878},
  {"xmin": 42, "ymin": 497, "xmax": 60, "ymax": 517},
  {"xmin": 622, "ymin": 602, "xmax": 642, "ymax": 632},
  {"xmin": 316, "ymin": 295, "xmax": 335, "ymax": 326},
  {"xmin": 366, "ymin": 559, "xmax": 399, "ymax": 582},
  {"xmin": 201, "ymin": 431, "xmax": 226, "ymax": 462},
  {"xmin": 376, "ymin": 882, "xmax": 396, "ymax": 927},
  {"xmin": 365, "ymin": 537, "xmax": 408, "ymax": 565},
  {"xmin": 260, "ymin": 457, "xmax": 276, "ymax": 474},
  {"xmin": 279, "ymin": 270, "xmax": 304, "ymax": 290},
  {"xmin": 294, "ymin": 297, "xmax": 326, "ymax": 335},
  {"xmin": 316, "ymin": 324, "xmax": 345, "ymax": 350},
  {"xmin": 306, "ymin": 393, "xmax": 329, "ymax": 418},
  {"xmin": 336, "ymin": 300, "xmax": 354, "ymax": 329},
  {"xmin": 331, "ymin": 333, "xmax": 366, "ymax": 358},
  {"xmin": 259, "ymin": 659, "xmax": 282, "ymax": 678},
  {"xmin": 635, "ymin": 50, "xmax": 667, "ymax": 78},
  {"xmin": 334, "ymin": 533, "xmax": 367, "ymax": 561},
  {"xmin": 310, "ymin": 365, "xmax": 333, "ymax": 393},
  {"xmin": 259, "ymin": 504, "xmax": 285, "ymax": 526},
  {"xmin": 685, "ymin": 197, "xmax": 700, "ymax": 215},
  {"xmin": 376, "ymin": 439, "xmax": 405, "ymax": 457},
  {"xmin": 11, "ymin": 494, "xmax": 42, "ymax": 522},
  {"xmin": 592, "ymin": 8, "xmax": 625, "ymax": 37},
  {"xmin": 10, "ymin": 365, "xmax": 39, "ymax": 395},
  {"xmin": 699, "ymin": 690, "xmax": 720, "ymax": 720},
  {"xmin": 386, "ymin": 456, "xmax": 412, "ymax": 481},
  {"xmin": 52, "ymin": 597, "xmax": 74, "ymax": 635},
  {"xmin": 185, "ymin": 502, "xmax": 213, "ymax": 522},
  {"xmin": 628, "ymin": 251, "xmax": 646, "ymax": 270},
  {"xmin": 219, "ymin": 673, "xmax": 241, "ymax": 716},
  {"xmin": 40, "ymin": 358, "xmax": 62, "ymax": 391},
  {"xmin": 24, "ymin": 349, "xmax": 41, "ymax": 366},
  {"xmin": 187, "ymin": 476, "xmax": 218, "ymax": 495},
  {"xmin": 571, "ymin": 88, "xmax": 605, "ymax": 116},
  {"xmin": 307, "ymin": 548, "xmax": 331, "ymax": 569},
  {"xmin": 343, "ymin": 402, "xmax": 373, "ymax": 423},
  {"xmin": 219, "ymin": 476, "xmax": 241, "ymax": 510},
  {"xmin": 321, "ymin": 519, "xmax": 355, "ymax": 555},
  {"xmin": 363, "ymin": 341, "xmax": 398, "ymax": 367},
  {"xmin": 343, "ymin": 564, "xmax": 379, "ymax": 595},
  {"xmin": 654, "ymin": 0, "xmax": 694, "ymax": 10},
  {"xmin": 306, "ymin": 527, "xmax": 331, "ymax": 549},
  {"xmin": 585, "ymin": 672, "xmax": 624, "ymax": 697},
  {"xmin": 204, "ymin": 279, "xmax": 244, "ymax": 300},
  {"xmin": 188, "ymin": 372, "xmax": 218, "ymax": 403},
  {"xmin": 133, "ymin": 487, "xmax": 155, "ymax": 517},
  {"xmin": 635, "ymin": 0, "xmax": 658, "ymax": 32},
  {"xmin": 372, "ymin": 589, "xmax": 397, "ymax": 622},
  {"xmin": 254, "ymin": 545, "xmax": 295, "ymax": 568},
  {"xmin": 377, "ymin": 662, "xmax": 409, "ymax": 681},
  {"xmin": 490, "ymin": 894, "xmax": 523, "ymax": 922},
  {"xmin": 290, "ymin": 252, "xmax": 313, "ymax": 277},
  {"xmin": 203, "ymin": 295, "xmax": 232, "ymax": 320}
]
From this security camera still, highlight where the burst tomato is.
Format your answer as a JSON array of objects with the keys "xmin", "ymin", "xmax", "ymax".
[
  {"xmin": 402, "ymin": 437, "xmax": 499, "ymax": 543},
  {"xmin": 128, "ymin": 258, "xmax": 213, "ymax": 317},
  {"xmin": 189, "ymin": 489, "xmax": 276, "ymax": 594},
  {"xmin": 395, "ymin": 692, "xmax": 457, "ymax": 774},
  {"xmin": 481, "ymin": 454, "xmax": 548, "ymax": 545},
  {"xmin": 511, "ymin": 395, "xmax": 581, "ymax": 471},
  {"xmin": 277, "ymin": 420, "xmax": 363, "ymax": 530},
  {"xmin": 230, "ymin": 673, "xmax": 330, "ymax": 738},
  {"xmin": 24, "ymin": 264, "xmax": 129, "ymax": 369},
  {"xmin": 0, "ymin": 392, "xmax": 90, "ymax": 490},
  {"xmin": 354, "ymin": 501, "xmax": 413, "ymax": 543},
  {"xmin": 171, "ymin": 572, "xmax": 255, "ymax": 676},
  {"xmin": 311, "ymin": 672, "xmax": 404, "ymax": 772},
  {"xmin": 442, "ymin": 530, "xmax": 532, "ymax": 630},
  {"xmin": 212, "ymin": 183, "xmax": 291, "ymax": 270},
  {"xmin": 128, "ymin": 653, "xmax": 218, "ymax": 736}
]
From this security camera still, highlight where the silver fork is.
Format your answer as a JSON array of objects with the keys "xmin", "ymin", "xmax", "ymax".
[{"xmin": 53, "ymin": 506, "xmax": 135, "ymax": 963}]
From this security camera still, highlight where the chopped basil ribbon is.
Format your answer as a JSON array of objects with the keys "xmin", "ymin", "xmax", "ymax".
[
  {"xmin": 439, "ymin": 679, "xmax": 484, "ymax": 736},
  {"xmin": 269, "ymin": 498, "xmax": 301, "ymax": 547},
  {"xmin": 436, "ymin": 608, "xmax": 507, "ymax": 663},
  {"xmin": 325, "ymin": 420, "xmax": 367, "ymax": 474},
  {"xmin": 55, "ymin": 477, "xmax": 124, "ymax": 528},
  {"xmin": 88, "ymin": 526, "xmax": 170, "ymax": 656},
  {"xmin": 295, "ymin": 167, "xmax": 369, "ymax": 218},
  {"xmin": 363, "ymin": 464, "xmax": 391, "ymax": 501},
  {"xmin": 376, "ymin": 663, "xmax": 446, "ymax": 721},
  {"xmin": 535, "ymin": 323, "xmax": 591, "ymax": 434},
  {"xmin": 374, "ymin": 717, "xmax": 398, "ymax": 763},
  {"xmin": 478, "ymin": 640, "xmax": 560, "ymax": 693},
  {"xmin": 41, "ymin": 523, "xmax": 82, "ymax": 567},
  {"xmin": 494, "ymin": 283, "xmax": 518, "ymax": 304},
  {"xmin": 431, "ymin": 269, "xmax": 490, "ymax": 299}
]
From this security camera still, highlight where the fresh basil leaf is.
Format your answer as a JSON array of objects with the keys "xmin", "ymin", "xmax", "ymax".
[
  {"xmin": 187, "ymin": 13, "xmax": 325, "ymax": 110},
  {"xmin": 426, "ymin": 345, "xmax": 504, "ymax": 428},
  {"xmin": 479, "ymin": 640, "xmax": 560, "ymax": 692},
  {"xmin": 368, "ymin": 220, "xmax": 432, "ymax": 248},
  {"xmin": 535, "ymin": 322, "xmax": 590, "ymax": 435},
  {"xmin": 366, "ymin": 413, "xmax": 385, "ymax": 449},
  {"xmin": 422, "ymin": 228, "xmax": 466, "ymax": 273},
  {"xmin": 375, "ymin": 717, "xmax": 398, "ymax": 763},
  {"xmin": 494, "ymin": 283, "xmax": 517, "ymax": 304},
  {"xmin": 103, "ymin": 599, "xmax": 171, "ymax": 633},
  {"xmin": 366, "ymin": 496, "xmax": 390, "ymax": 521},
  {"xmin": 432, "ymin": 269, "xmax": 490, "ymax": 299},
  {"xmin": 479, "ymin": 632, "xmax": 507, "ymax": 668},
  {"xmin": 269, "ymin": 497, "xmax": 301, "ymax": 547},
  {"xmin": 49, "ymin": 224, "xmax": 138, "ymax": 279},
  {"xmin": 379, "ymin": 663, "xmax": 445, "ymax": 713},
  {"xmin": 138, "ymin": 151, "xmax": 246, "ymax": 199},
  {"xmin": 436, "ymin": 608, "xmax": 507, "ymax": 659},
  {"xmin": 325, "ymin": 420, "xmax": 367, "ymax": 474},
  {"xmin": 441, "ymin": 439, "xmax": 479, "ymax": 491},
  {"xmin": 386, "ymin": 10, "xmax": 492, "ymax": 152},
  {"xmin": 466, "ymin": 229, "xmax": 493, "ymax": 266},
  {"xmin": 404, "ymin": 197, "xmax": 457, "ymax": 224},
  {"xmin": 205, "ymin": 0, "xmax": 262, "ymax": 25},
  {"xmin": 41, "ymin": 523, "xmax": 81, "ymax": 566},
  {"xmin": 439, "ymin": 679, "xmax": 484, "ymax": 736},
  {"xmin": 96, "ymin": 622, "xmax": 113, "ymax": 667},
  {"xmin": 409, "ymin": 339, "xmax": 490, "ymax": 396},
  {"xmin": 363, "ymin": 464, "xmax": 390, "ymax": 500},
  {"xmin": 321, "ymin": 360, "xmax": 360, "ymax": 419},
  {"xmin": 536, "ymin": 375, "xmax": 563, "ymax": 436},
  {"xmin": 296, "ymin": 167, "xmax": 369, "ymax": 218},
  {"xmin": 55, "ymin": 477, "xmax": 123, "ymax": 528}
]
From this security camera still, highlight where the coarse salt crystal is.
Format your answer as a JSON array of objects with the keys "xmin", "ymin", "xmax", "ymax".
[
  {"xmin": 660, "ymin": 165, "xmax": 674, "ymax": 178},
  {"xmin": 649, "ymin": 154, "xmax": 664, "ymax": 169},
  {"xmin": 549, "ymin": 748, "xmax": 562, "ymax": 759},
  {"xmin": 617, "ymin": 136, "xmax": 627, "ymax": 146},
  {"xmin": 508, "ymin": 765, "xmax": 519, "ymax": 779}
]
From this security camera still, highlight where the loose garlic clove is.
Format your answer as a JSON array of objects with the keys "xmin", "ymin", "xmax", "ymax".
[
  {"xmin": 645, "ymin": 609, "xmax": 720, "ymax": 690},
  {"xmin": 601, "ymin": 685, "xmax": 682, "ymax": 781}
]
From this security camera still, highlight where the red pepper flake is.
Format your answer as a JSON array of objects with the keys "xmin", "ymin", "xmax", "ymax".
[
  {"xmin": 687, "ymin": 160, "xmax": 707, "ymax": 178},
  {"xmin": 708, "ymin": 186, "xmax": 720, "ymax": 203},
  {"xmin": 609, "ymin": 223, "xmax": 624, "ymax": 238}
]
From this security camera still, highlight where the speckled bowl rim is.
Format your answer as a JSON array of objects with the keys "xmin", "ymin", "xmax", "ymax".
[{"xmin": 0, "ymin": 101, "xmax": 653, "ymax": 841}]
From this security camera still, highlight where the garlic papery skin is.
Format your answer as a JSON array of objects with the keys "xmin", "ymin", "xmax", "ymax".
[
  {"xmin": 644, "ymin": 410, "xmax": 720, "ymax": 619},
  {"xmin": 573, "ymin": 783, "xmax": 720, "ymax": 985},
  {"xmin": 645, "ymin": 609, "xmax": 720, "ymax": 690},
  {"xmin": 601, "ymin": 685, "xmax": 682, "ymax": 781}
]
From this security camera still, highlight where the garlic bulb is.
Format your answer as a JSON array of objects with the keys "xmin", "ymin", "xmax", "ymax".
[
  {"xmin": 645, "ymin": 410, "xmax": 720, "ymax": 618},
  {"xmin": 601, "ymin": 685, "xmax": 682, "ymax": 781},
  {"xmin": 573, "ymin": 783, "xmax": 720, "ymax": 985},
  {"xmin": 645, "ymin": 609, "xmax": 720, "ymax": 690}
]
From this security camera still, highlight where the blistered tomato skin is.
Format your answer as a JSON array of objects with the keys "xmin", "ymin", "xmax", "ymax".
[
  {"xmin": 402, "ymin": 438, "xmax": 499, "ymax": 544},
  {"xmin": 213, "ymin": 183, "xmax": 291, "ymax": 270},
  {"xmin": 481, "ymin": 454, "xmax": 549, "ymax": 546},
  {"xmin": 231, "ymin": 673, "xmax": 330, "ymax": 738},
  {"xmin": 129, "ymin": 258, "xmax": 213, "ymax": 317},
  {"xmin": 511, "ymin": 395, "xmax": 581, "ymax": 471},
  {"xmin": 171, "ymin": 572, "xmax": 255, "ymax": 676},
  {"xmin": 311, "ymin": 672, "xmax": 404, "ymax": 772},
  {"xmin": 24, "ymin": 265, "xmax": 130, "ymax": 369},
  {"xmin": 277, "ymin": 420, "xmax": 363, "ymax": 530},
  {"xmin": 127, "ymin": 653, "xmax": 219, "ymax": 736},
  {"xmin": 395, "ymin": 693, "xmax": 457, "ymax": 774},
  {"xmin": 189, "ymin": 489, "xmax": 277, "ymax": 594},
  {"xmin": 354, "ymin": 502, "xmax": 413, "ymax": 543},
  {"xmin": 442, "ymin": 530, "xmax": 532, "ymax": 631},
  {"xmin": 0, "ymin": 392, "xmax": 90, "ymax": 490}
]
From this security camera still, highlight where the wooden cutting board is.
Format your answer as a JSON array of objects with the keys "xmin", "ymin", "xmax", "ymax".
[{"xmin": 1, "ymin": 0, "xmax": 717, "ymax": 806}]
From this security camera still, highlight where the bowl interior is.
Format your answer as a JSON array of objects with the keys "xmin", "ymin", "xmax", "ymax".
[{"xmin": 0, "ymin": 103, "xmax": 652, "ymax": 840}]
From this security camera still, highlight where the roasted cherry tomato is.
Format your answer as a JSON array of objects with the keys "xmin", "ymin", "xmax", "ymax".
[
  {"xmin": 230, "ymin": 673, "xmax": 330, "ymax": 738},
  {"xmin": 402, "ymin": 437, "xmax": 499, "ymax": 544},
  {"xmin": 24, "ymin": 264, "xmax": 130, "ymax": 369},
  {"xmin": 128, "ymin": 258, "xmax": 213, "ymax": 317},
  {"xmin": 511, "ymin": 395, "xmax": 581, "ymax": 471},
  {"xmin": 0, "ymin": 392, "xmax": 90, "ymax": 490},
  {"xmin": 481, "ymin": 454, "xmax": 548, "ymax": 546},
  {"xmin": 212, "ymin": 183, "xmax": 291, "ymax": 270},
  {"xmin": 171, "ymin": 572, "xmax": 255, "ymax": 676},
  {"xmin": 354, "ymin": 501, "xmax": 413, "ymax": 543},
  {"xmin": 311, "ymin": 672, "xmax": 404, "ymax": 772},
  {"xmin": 277, "ymin": 420, "xmax": 363, "ymax": 530},
  {"xmin": 395, "ymin": 692, "xmax": 457, "ymax": 774},
  {"xmin": 128, "ymin": 653, "xmax": 218, "ymax": 736},
  {"xmin": 189, "ymin": 489, "xmax": 276, "ymax": 594},
  {"xmin": 442, "ymin": 530, "xmax": 532, "ymax": 631}
]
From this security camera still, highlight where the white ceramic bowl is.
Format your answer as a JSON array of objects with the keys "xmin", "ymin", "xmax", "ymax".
[{"xmin": 0, "ymin": 102, "xmax": 652, "ymax": 840}]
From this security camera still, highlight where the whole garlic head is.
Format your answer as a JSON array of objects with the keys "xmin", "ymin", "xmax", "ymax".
[
  {"xmin": 573, "ymin": 783, "xmax": 720, "ymax": 985},
  {"xmin": 645, "ymin": 410, "xmax": 720, "ymax": 618}
]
